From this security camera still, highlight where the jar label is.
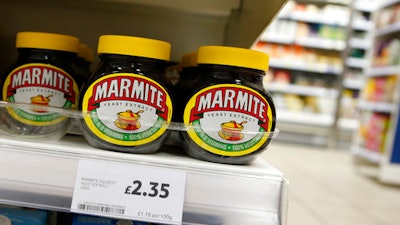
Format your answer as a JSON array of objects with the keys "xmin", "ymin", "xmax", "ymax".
[
  {"xmin": 2, "ymin": 63, "xmax": 79, "ymax": 126},
  {"xmin": 183, "ymin": 84, "xmax": 274, "ymax": 156},
  {"xmin": 82, "ymin": 73, "xmax": 172, "ymax": 146}
]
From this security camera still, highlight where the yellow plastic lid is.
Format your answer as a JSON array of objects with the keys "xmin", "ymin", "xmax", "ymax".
[
  {"xmin": 78, "ymin": 43, "xmax": 94, "ymax": 62},
  {"xmin": 16, "ymin": 31, "xmax": 79, "ymax": 53},
  {"xmin": 97, "ymin": 35, "xmax": 171, "ymax": 61},
  {"xmin": 197, "ymin": 46, "xmax": 269, "ymax": 71}
]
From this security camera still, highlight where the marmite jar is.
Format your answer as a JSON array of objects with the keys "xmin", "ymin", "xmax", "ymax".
[
  {"xmin": 173, "ymin": 51, "xmax": 199, "ymax": 123},
  {"xmin": 80, "ymin": 35, "xmax": 173, "ymax": 153},
  {"xmin": 0, "ymin": 31, "xmax": 80, "ymax": 138},
  {"xmin": 76, "ymin": 43, "xmax": 94, "ymax": 83},
  {"xmin": 181, "ymin": 46, "xmax": 276, "ymax": 164}
]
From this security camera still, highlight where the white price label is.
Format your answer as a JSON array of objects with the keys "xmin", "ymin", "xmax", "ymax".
[{"xmin": 71, "ymin": 159, "xmax": 187, "ymax": 224}]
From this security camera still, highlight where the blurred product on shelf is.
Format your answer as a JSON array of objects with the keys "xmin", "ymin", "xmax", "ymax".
[
  {"xmin": 286, "ymin": 0, "xmax": 350, "ymax": 25},
  {"xmin": 358, "ymin": 111, "xmax": 390, "ymax": 152},
  {"xmin": 70, "ymin": 212, "xmax": 223, "ymax": 225},
  {"xmin": 254, "ymin": 42, "xmax": 342, "ymax": 72},
  {"xmin": 373, "ymin": 38, "xmax": 400, "ymax": 66},
  {"xmin": 266, "ymin": 68, "xmax": 337, "ymax": 88},
  {"xmin": 343, "ymin": 68, "xmax": 365, "ymax": 89},
  {"xmin": 376, "ymin": 3, "xmax": 400, "ymax": 29},
  {"xmin": 340, "ymin": 89, "xmax": 359, "ymax": 119},
  {"xmin": 362, "ymin": 75, "xmax": 397, "ymax": 102},
  {"xmin": 272, "ymin": 93, "xmax": 336, "ymax": 115},
  {"xmin": 0, "ymin": 207, "xmax": 47, "ymax": 225},
  {"xmin": 72, "ymin": 214, "xmax": 160, "ymax": 225}
]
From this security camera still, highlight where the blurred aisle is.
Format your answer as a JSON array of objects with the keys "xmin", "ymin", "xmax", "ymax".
[{"xmin": 262, "ymin": 142, "xmax": 400, "ymax": 225}]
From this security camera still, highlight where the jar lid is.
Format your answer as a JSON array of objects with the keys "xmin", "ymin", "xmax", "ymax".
[
  {"xmin": 197, "ymin": 46, "xmax": 269, "ymax": 71},
  {"xmin": 78, "ymin": 43, "xmax": 94, "ymax": 62},
  {"xmin": 16, "ymin": 31, "xmax": 79, "ymax": 53},
  {"xmin": 0, "ymin": 215, "xmax": 11, "ymax": 225},
  {"xmin": 97, "ymin": 35, "xmax": 171, "ymax": 61}
]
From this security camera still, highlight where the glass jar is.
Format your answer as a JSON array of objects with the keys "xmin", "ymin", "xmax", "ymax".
[
  {"xmin": 181, "ymin": 46, "xmax": 276, "ymax": 164},
  {"xmin": 0, "ymin": 31, "xmax": 80, "ymax": 139},
  {"xmin": 80, "ymin": 35, "xmax": 173, "ymax": 153}
]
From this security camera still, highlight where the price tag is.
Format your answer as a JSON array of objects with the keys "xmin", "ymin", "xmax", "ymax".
[{"xmin": 71, "ymin": 159, "xmax": 187, "ymax": 224}]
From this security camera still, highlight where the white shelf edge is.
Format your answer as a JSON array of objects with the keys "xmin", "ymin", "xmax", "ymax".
[
  {"xmin": 295, "ymin": 38, "xmax": 346, "ymax": 50},
  {"xmin": 366, "ymin": 65, "xmax": 400, "ymax": 77},
  {"xmin": 352, "ymin": 20, "xmax": 374, "ymax": 31},
  {"xmin": 338, "ymin": 118, "xmax": 360, "ymax": 130},
  {"xmin": 343, "ymin": 78, "xmax": 364, "ymax": 89},
  {"xmin": 352, "ymin": 146, "xmax": 383, "ymax": 163},
  {"xmin": 375, "ymin": 21, "xmax": 400, "ymax": 37},
  {"xmin": 346, "ymin": 57, "xmax": 368, "ymax": 69},
  {"xmin": 348, "ymin": 38, "xmax": 372, "ymax": 49},
  {"xmin": 269, "ymin": 59, "xmax": 343, "ymax": 74},
  {"xmin": 284, "ymin": 12, "xmax": 348, "ymax": 26},
  {"xmin": 260, "ymin": 35, "xmax": 294, "ymax": 45},
  {"xmin": 0, "ymin": 135, "xmax": 286, "ymax": 224},
  {"xmin": 277, "ymin": 110, "xmax": 335, "ymax": 127},
  {"xmin": 260, "ymin": 36, "xmax": 346, "ymax": 51},
  {"xmin": 265, "ymin": 83, "xmax": 339, "ymax": 98},
  {"xmin": 358, "ymin": 100, "xmax": 396, "ymax": 113},
  {"xmin": 354, "ymin": 0, "xmax": 379, "ymax": 12}
]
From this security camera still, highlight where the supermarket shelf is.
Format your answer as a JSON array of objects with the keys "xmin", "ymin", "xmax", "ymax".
[
  {"xmin": 265, "ymin": 83, "xmax": 339, "ymax": 98},
  {"xmin": 380, "ymin": 0, "xmax": 400, "ymax": 9},
  {"xmin": 358, "ymin": 100, "xmax": 397, "ymax": 113},
  {"xmin": 269, "ymin": 58, "xmax": 343, "ymax": 74},
  {"xmin": 366, "ymin": 65, "xmax": 400, "ymax": 77},
  {"xmin": 375, "ymin": 21, "xmax": 400, "ymax": 37},
  {"xmin": 261, "ymin": 35, "xmax": 346, "ymax": 50},
  {"xmin": 348, "ymin": 37, "xmax": 372, "ymax": 49},
  {"xmin": 260, "ymin": 34, "xmax": 294, "ymax": 45},
  {"xmin": 338, "ymin": 118, "xmax": 360, "ymax": 130},
  {"xmin": 352, "ymin": 146, "xmax": 382, "ymax": 163},
  {"xmin": 354, "ymin": 0, "xmax": 378, "ymax": 12},
  {"xmin": 0, "ymin": 135, "xmax": 287, "ymax": 225},
  {"xmin": 352, "ymin": 20, "xmax": 374, "ymax": 31},
  {"xmin": 345, "ymin": 57, "xmax": 368, "ymax": 69},
  {"xmin": 295, "ymin": 37, "xmax": 346, "ymax": 50},
  {"xmin": 343, "ymin": 78, "xmax": 364, "ymax": 89},
  {"xmin": 280, "ymin": 11, "xmax": 348, "ymax": 26},
  {"xmin": 277, "ymin": 110, "xmax": 335, "ymax": 127}
]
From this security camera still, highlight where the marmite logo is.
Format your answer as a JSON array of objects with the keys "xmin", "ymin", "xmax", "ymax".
[
  {"xmin": 189, "ymin": 86, "xmax": 270, "ymax": 131},
  {"xmin": 87, "ymin": 75, "xmax": 169, "ymax": 120},
  {"xmin": 5, "ymin": 64, "xmax": 76, "ymax": 103}
]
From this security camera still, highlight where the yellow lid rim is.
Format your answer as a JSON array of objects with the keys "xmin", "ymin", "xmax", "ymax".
[
  {"xmin": 197, "ymin": 46, "xmax": 269, "ymax": 71},
  {"xmin": 16, "ymin": 31, "xmax": 79, "ymax": 53},
  {"xmin": 97, "ymin": 35, "xmax": 171, "ymax": 61}
]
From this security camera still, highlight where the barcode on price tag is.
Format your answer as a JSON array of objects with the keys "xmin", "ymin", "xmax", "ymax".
[
  {"xmin": 71, "ymin": 159, "xmax": 186, "ymax": 225},
  {"xmin": 76, "ymin": 203, "xmax": 126, "ymax": 215}
]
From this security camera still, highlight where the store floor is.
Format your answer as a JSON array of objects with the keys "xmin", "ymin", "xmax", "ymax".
[{"xmin": 261, "ymin": 141, "xmax": 400, "ymax": 225}]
